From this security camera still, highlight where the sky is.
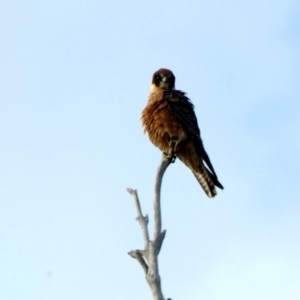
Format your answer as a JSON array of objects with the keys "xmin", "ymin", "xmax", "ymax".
[{"xmin": 0, "ymin": 0, "xmax": 299, "ymax": 299}]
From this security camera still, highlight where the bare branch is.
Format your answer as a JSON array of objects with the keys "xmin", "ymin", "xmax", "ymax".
[
  {"xmin": 127, "ymin": 156, "xmax": 171, "ymax": 300},
  {"xmin": 128, "ymin": 250, "xmax": 148, "ymax": 274},
  {"xmin": 127, "ymin": 188, "xmax": 150, "ymax": 247},
  {"xmin": 153, "ymin": 157, "xmax": 171, "ymax": 240},
  {"xmin": 154, "ymin": 230, "xmax": 166, "ymax": 256}
]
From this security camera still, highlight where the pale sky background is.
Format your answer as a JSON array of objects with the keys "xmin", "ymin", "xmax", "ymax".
[{"xmin": 1, "ymin": 0, "xmax": 300, "ymax": 299}]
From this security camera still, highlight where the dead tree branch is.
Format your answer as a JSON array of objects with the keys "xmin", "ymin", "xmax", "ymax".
[{"xmin": 127, "ymin": 155, "xmax": 171, "ymax": 300}]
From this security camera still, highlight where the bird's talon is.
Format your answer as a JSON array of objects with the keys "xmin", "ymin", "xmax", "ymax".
[
  {"xmin": 166, "ymin": 155, "xmax": 176, "ymax": 163},
  {"xmin": 163, "ymin": 151, "xmax": 176, "ymax": 163}
]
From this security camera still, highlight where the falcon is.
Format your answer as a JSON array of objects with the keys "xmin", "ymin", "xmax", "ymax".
[{"xmin": 141, "ymin": 68, "xmax": 223, "ymax": 198}]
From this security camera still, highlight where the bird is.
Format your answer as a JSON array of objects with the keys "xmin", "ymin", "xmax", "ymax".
[{"xmin": 141, "ymin": 68, "xmax": 223, "ymax": 198}]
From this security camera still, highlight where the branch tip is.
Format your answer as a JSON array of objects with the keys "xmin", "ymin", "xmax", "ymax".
[
  {"xmin": 127, "ymin": 188, "xmax": 137, "ymax": 195},
  {"xmin": 128, "ymin": 250, "xmax": 148, "ymax": 274},
  {"xmin": 154, "ymin": 230, "xmax": 166, "ymax": 255}
]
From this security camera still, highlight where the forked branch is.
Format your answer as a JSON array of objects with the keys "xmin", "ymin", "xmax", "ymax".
[{"xmin": 127, "ymin": 155, "xmax": 171, "ymax": 300}]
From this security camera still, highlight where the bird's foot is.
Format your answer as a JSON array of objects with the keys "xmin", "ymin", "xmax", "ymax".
[
  {"xmin": 163, "ymin": 149, "xmax": 176, "ymax": 163},
  {"xmin": 163, "ymin": 138, "xmax": 179, "ymax": 163}
]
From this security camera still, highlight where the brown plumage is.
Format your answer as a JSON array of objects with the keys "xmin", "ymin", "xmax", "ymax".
[{"xmin": 141, "ymin": 68, "xmax": 223, "ymax": 198}]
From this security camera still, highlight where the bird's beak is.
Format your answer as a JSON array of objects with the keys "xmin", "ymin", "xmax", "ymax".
[{"xmin": 161, "ymin": 76, "xmax": 169, "ymax": 83}]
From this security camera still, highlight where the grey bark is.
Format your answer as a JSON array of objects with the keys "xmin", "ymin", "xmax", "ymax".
[{"xmin": 127, "ymin": 156, "xmax": 171, "ymax": 300}]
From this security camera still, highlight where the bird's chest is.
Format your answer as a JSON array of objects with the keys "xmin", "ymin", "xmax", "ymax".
[
  {"xmin": 154, "ymin": 106, "xmax": 184, "ymax": 137},
  {"xmin": 143, "ymin": 101, "xmax": 187, "ymax": 151}
]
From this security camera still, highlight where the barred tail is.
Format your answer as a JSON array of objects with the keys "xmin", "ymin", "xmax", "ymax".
[
  {"xmin": 192, "ymin": 167, "xmax": 217, "ymax": 198},
  {"xmin": 176, "ymin": 140, "xmax": 223, "ymax": 198}
]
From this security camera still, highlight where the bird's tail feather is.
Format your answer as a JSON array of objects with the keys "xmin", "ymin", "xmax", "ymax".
[{"xmin": 192, "ymin": 168, "xmax": 217, "ymax": 198}]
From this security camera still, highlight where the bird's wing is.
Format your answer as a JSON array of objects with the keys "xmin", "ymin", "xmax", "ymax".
[
  {"xmin": 165, "ymin": 90, "xmax": 223, "ymax": 189},
  {"xmin": 164, "ymin": 90, "xmax": 200, "ymax": 136}
]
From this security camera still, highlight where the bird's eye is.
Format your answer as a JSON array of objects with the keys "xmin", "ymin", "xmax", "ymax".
[{"xmin": 155, "ymin": 75, "xmax": 161, "ymax": 81}]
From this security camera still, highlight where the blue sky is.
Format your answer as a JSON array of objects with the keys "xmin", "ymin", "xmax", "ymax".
[{"xmin": 0, "ymin": 0, "xmax": 299, "ymax": 299}]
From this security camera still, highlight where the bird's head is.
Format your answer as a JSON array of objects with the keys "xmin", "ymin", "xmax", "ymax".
[{"xmin": 151, "ymin": 68, "xmax": 175, "ymax": 91}]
